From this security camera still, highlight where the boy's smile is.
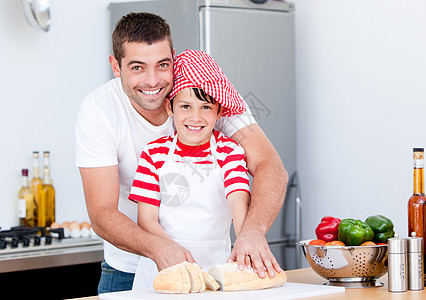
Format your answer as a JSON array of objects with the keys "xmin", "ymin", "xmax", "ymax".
[{"xmin": 167, "ymin": 88, "xmax": 222, "ymax": 146}]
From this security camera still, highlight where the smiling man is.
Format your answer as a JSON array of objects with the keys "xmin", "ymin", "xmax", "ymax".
[{"xmin": 76, "ymin": 12, "xmax": 288, "ymax": 294}]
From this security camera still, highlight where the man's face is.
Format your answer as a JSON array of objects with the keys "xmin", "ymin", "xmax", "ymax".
[{"xmin": 111, "ymin": 39, "xmax": 174, "ymax": 112}]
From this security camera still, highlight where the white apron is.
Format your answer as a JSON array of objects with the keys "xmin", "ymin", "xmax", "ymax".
[{"xmin": 133, "ymin": 133, "xmax": 232, "ymax": 291}]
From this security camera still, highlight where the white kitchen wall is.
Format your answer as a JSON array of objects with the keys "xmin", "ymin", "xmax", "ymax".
[
  {"xmin": 0, "ymin": 0, "xmax": 132, "ymax": 228},
  {"xmin": 292, "ymin": 0, "xmax": 426, "ymax": 247}
]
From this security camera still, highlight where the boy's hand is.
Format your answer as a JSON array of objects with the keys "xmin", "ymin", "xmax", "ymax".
[
  {"xmin": 227, "ymin": 228, "xmax": 282, "ymax": 278},
  {"xmin": 152, "ymin": 239, "xmax": 195, "ymax": 271}
]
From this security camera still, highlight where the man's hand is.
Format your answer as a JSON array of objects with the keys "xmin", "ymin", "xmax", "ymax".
[
  {"xmin": 229, "ymin": 124, "xmax": 287, "ymax": 278},
  {"xmin": 150, "ymin": 238, "xmax": 196, "ymax": 271},
  {"xmin": 228, "ymin": 228, "xmax": 282, "ymax": 279}
]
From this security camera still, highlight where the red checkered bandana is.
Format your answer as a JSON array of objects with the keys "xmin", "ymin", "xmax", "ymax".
[{"xmin": 168, "ymin": 49, "xmax": 246, "ymax": 117}]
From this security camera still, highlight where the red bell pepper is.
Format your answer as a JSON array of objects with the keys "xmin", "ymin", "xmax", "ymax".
[{"xmin": 315, "ymin": 216, "xmax": 341, "ymax": 242}]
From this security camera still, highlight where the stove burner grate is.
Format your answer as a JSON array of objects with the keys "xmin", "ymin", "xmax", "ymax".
[{"xmin": 0, "ymin": 226, "xmax": 64, "ymax": 249}]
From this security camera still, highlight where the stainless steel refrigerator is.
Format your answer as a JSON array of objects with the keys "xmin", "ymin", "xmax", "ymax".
[{"xmin": 110, "ymin": 0, "xmax": 300, "ymax": 270}]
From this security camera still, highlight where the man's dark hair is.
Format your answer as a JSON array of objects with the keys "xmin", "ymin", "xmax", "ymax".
[{"xmin": 112, "ymin": 12, "xmax": 173, "ymax": 67}]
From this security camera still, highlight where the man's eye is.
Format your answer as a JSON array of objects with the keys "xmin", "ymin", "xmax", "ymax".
[
  {"xmin": 159, "ymin": 63, "xmax": 169, "ymax": 68},
  {"xmin": 132, "ymin": 66, "xmax": 142, "ymax": 71}
]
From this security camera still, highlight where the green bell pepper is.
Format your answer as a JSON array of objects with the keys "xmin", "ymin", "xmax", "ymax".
[
  {"xmin": 338, "ymin": 218, "xmax": 374, "ymax": 246},
  {"xmin": 365, "ymin": 215, "xmax": 395, "ymax": 243}
]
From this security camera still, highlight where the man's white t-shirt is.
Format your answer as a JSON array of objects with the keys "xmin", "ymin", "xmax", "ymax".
[{"xmin": 75, "ymin": 78, "xmax": 256, "ymax": 273}]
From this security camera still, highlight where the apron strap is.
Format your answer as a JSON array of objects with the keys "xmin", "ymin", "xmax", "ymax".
[
  {"xmin": 209, "ymin": 131, "xmax": 219, "ymax": 167},
  {"xmin": 165, "ymin": 133, "xmax": 179, "ymax": 164}
]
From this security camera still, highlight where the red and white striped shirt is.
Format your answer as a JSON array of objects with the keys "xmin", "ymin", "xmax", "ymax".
[{"xmin": 129, "ymin": 131, "xmax": 250, "ymax": 206}]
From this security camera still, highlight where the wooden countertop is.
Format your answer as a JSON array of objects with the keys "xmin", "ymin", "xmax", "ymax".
[
  {"xmin": 285, "ymin": 268, "xmax": 425, "ymax": 300},
  {"xmin": 74, "ymin": 267, "xmax": 425, "ymax": 300}
]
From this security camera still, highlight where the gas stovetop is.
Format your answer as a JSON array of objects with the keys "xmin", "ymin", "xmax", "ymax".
[
  {"xmin": 0, "ymin": 226, "xmax": 65, "ymax": 250},
  {"xmin": 0, "ymin": 226, "xmax": 102, "ymax": 253},
  {"xmin": 0, "ymin": 226, "xmax": 103, "ymax": 273}
]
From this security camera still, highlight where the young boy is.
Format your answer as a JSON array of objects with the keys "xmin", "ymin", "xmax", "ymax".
[{"xmin": 129, "ymin": 50, "xmax": 250, "ymax": 290}]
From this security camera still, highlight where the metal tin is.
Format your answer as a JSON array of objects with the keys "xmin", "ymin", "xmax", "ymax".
[
  {"xmin": 407, "ymin": 232, "xmax": 424, "ymax": 290},
  {"xmin": 388, "ymin": 234, "xmax": 408, "ymax": 292}
]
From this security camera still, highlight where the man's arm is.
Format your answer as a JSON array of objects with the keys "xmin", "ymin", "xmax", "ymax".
[
  {"xmin": 228, "ymin": 124, "xmax": 288, "ymax": 278},
  {"xmin": 79, "ymin": 166, "xmax": 194, "ymax": 270}
]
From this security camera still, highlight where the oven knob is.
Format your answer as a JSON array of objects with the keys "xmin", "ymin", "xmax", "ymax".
[
  {"xmin": 45, "ymin": 235, "xmax": 52, "ymax": 245},
  {"xmin": 23, "ymin": 237, "xmax": 30, "ymax": 247},
  {"xmin": 0, "ymin": 239, "xmax": 6, "ymax": 249},
  {"xmin": 11, "ymin": 237, "xmax": 19, "ymax": 248},
  {"xmin": 34, "ymin": 236, "xmax": 41, "ymax": 246}
]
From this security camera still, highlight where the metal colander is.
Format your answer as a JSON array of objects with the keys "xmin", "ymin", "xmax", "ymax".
[{"xmin": 298, "ymin": 239, "xmax": 388, "ymax": 288}]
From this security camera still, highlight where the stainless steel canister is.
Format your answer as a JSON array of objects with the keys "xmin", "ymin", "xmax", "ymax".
[
  {"xmin": 388, "ymin": 234, "xmax": 407, "ymax": 292},
  {"xmin": 407, "ymin": 232, "xmax": 424, "ymax": 290}
]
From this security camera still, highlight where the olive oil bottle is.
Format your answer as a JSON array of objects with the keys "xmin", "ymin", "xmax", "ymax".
[
  {"xmin": 31, "ymin": 151, "xmax": 42, "ymax": 225},
  {"xmin": 37, "ymin": 151, "xmax": 55, "ymax": 227}
]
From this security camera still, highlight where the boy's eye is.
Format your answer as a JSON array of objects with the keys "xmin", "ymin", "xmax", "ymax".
[
  {"xmin": 202, "ymin": 105, "xmax": 212, "ymax": 110},
  {"xmin": 181, "ymin": 105, "xmax": 190, "ymax": 109},
  {"xmin": 159, "ymin": 63, "xmax": 169, "ymax": 68}
]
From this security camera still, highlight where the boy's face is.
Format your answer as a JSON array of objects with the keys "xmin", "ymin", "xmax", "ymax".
[
  {"xmin": 109, "ymin": 39, "xmax": 174, "ymax": 113},
  {"xmin": 167, "ymin": 88, "xmax": 222, "ymax": 146}
]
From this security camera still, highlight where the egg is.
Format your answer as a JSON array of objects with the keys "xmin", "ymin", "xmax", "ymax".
[
  {"xmin": 80, "ymin": 222, "xmax": 91, "ymax": 229},
  {"xmin": 61, "ymin": 221, "xmax": 70, "ymax": 229},
  {"xmin": 50, "ymin": 222, "xmax": 61, "ymax": 229},
  {"xmin": 69, "ymin": 221, "xmax": 80, "ymax": 231},
  {"xmin": 70, "ymin": 228, "xmax": 81, "ymax": 238},
  {"xmin": 80, "ymin": 227, "xmax": 90, "ymax": 238}
]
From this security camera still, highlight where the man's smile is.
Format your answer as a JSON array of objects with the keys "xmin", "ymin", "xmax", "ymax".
[{"xmin": 140, "ymin": 88, "xmax": 161, "ymax": 96}]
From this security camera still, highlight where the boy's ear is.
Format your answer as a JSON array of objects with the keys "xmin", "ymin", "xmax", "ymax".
[
  {"xmin": 165, "ymin": 99, "xmax": 174, "ymax": 117},
  {"xmin": 216, "ymin": 105, "xmax": 223, "ymax": 120}
]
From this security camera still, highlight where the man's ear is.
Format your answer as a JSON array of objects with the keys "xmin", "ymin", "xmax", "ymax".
[
  {"xmin": 165, "ymin": 99, "xmax": 174, "ymax": 117},
  {"xmin": 109, "ymin": 55, "xmax": 121, "ymax": 78}
]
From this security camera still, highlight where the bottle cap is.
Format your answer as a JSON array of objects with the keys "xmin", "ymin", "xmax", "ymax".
[
  {"xmin": 388, "ymin": 233, "xmax": 407, "ymax": 253},
  {"xmin": 407, "ymin": 232, "xmax": 424, "ymax": 253},
  {"xmin": 21, "ymin": 169, "xmax": 29, "ymax": 176}
]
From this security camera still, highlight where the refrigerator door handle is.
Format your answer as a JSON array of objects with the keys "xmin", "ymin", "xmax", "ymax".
[
  {"xmin": 288, "ymin": 172, "xmax": 302, "ymax": 269},
  {"xmin": 295, "ymin": 195, "xmax": 302, "ymax": 268}
]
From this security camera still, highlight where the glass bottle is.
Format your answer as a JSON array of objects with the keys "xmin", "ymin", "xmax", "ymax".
[
  {"xmin": 31, "ymin": 151, "xmax": 42, "ymax": 225},
  {"xmin": 37, "ymin": 164, "xmax": 55, "ymax": 227},
  {"xmin": 408, "ymin": 147, "xmax": 426, "ymax": 283},
  {"xmin": 18, "ymin": 169, "xmax": 34, "ymax": 227},
  {"xmin": 43, "ymin": 151, "xmax": 51, "ymax": 180}
]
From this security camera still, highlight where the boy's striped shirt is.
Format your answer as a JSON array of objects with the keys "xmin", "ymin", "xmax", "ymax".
[{"xmin": 129, "ymin": 130, "xmax": 250, "ymax": 206}]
